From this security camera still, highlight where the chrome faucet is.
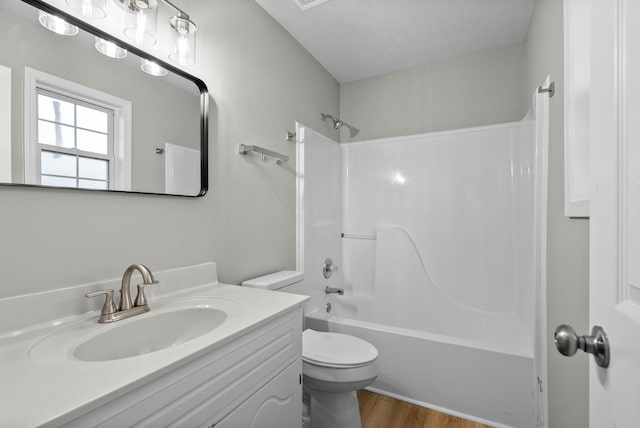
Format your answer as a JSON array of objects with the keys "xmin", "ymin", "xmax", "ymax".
[
  {"xmin": 325, "ymin": 286, "xmax": 344, "ymax": 295},
  {"xmin": 119, "ymin": 264, "xmax": 158, "ymax": 310},
  {"xmin": 86, "ymin": 264, "xmax": 159, "ymax": 323}
]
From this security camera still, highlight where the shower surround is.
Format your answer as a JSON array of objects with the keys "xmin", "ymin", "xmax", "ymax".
[{"xmin": 296, "ymin": 89, "xmax": 548, "ymax": 428}]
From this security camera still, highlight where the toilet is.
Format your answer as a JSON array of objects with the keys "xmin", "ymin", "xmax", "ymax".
[{"xmin": 242, "ymin": 271, "xmax": 379, "ymax": 428}]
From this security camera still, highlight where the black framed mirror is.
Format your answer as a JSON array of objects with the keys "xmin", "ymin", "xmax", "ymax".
[{"xmin": 0, "ymin": 0, "xmax": 208, "ymax": 196}]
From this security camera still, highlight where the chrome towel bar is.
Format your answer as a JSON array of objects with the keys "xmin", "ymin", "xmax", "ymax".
[{"xmin": 238, "ymin": 143, "xmax": 289, "ymax": 164}]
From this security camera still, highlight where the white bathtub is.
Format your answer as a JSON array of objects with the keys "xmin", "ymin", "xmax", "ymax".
[{"xmin": 305, "ymin": 294, "xmax": 538, "ymax": 428}]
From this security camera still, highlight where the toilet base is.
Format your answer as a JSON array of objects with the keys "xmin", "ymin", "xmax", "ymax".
[{"xmin": 307, "ymin": 387, "xmax": 362, "ymax": 428}]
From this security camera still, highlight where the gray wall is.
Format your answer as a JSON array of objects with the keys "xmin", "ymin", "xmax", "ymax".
[
  {"xmin": 339, "ymin": 43, "xmax": 525, "ymax": 142},
  {"xmin": 0, "ymin": 0, "xmax": 339, "ymax": 299},
  {"xmin": 524, "ymin": 1, "xmax": 590, "ymax": 427},
  {"xmin": 0, "ymin": 6, "xmax": 200, "ymax": 193}
]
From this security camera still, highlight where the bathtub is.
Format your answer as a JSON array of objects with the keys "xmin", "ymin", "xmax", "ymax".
[{"xmin": 305, "ymin": 294, "xmax": 538, "ymax": 428}]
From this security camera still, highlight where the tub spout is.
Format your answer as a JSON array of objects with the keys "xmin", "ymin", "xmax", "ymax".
[{"xmin": 325, "ymin": 286, "xmax": 344, "ymax": 295}]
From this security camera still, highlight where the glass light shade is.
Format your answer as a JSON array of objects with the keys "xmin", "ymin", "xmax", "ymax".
[
  {"xmin": 95, "ymin": 37, "xmax": 127, "ymax": 58},
  {"xmin": 38, "ymin": 11, "xmax": 78, "ymax": 36},
  {"xmin": 169, "ymin": 15, "xmax": 196, "ymax": 66},
  {"xmin": 65, "ymin": 0, "xmax": 106, "ymax": 19},
  {"xmin": 141, "ymin": 59, "xmax": 167, "ymax": 76},
  {"xmin": 123, "ymin": 0, "xmax": 158, "ymax": 46}
]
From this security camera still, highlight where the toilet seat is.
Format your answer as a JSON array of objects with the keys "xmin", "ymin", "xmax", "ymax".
[{"xmin": 303, "ymin": 329, "xmax": 378, "ymax": 368}]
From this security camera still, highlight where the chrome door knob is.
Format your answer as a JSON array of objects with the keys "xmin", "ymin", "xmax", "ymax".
[
  {"xmin": 554, "ymin": 324, "xmax": 579, "ymax": 356},
  {"xmin": 554, "ymin": 324, "xmax": 610, "ymax": 368}
]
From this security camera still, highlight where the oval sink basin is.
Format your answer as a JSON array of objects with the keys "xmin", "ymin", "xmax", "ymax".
[{"xmin": 73, "ymin": 307, "xmax": 226, "ymax": 361}]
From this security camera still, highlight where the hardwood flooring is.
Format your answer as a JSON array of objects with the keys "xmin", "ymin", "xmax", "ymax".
[{"xmin": 358, "ymin": 390, "xmax": 492, "ymax": 428}]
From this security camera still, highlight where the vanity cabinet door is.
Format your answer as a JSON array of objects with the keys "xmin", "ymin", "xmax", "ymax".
[{"xmin": 213, "ymin": 360, "xmax": 301, "ymax": 428}]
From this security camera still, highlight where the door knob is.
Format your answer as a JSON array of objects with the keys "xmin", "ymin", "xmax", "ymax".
[{"xmin": 554, "ymin": 324, "xmax": 610, "ymax": 368}]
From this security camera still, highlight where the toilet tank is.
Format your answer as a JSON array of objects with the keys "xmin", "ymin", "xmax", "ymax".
[{"xmin": 242, "ymin": 270, "xmax": 303, "ymax": 291}]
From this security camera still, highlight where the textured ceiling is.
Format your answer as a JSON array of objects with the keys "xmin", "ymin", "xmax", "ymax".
[{"xmin": 254, "ymin": 0, "xmax": 536, "ymax": 83}]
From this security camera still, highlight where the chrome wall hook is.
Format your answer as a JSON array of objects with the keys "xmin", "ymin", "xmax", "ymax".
[
  {"xmin": 285, "ymin": 131, "xmax": 296, "ymax": 142},
  {"xmin": 537, "ymin": 82, "xmax": 555, "ymax": 98}
]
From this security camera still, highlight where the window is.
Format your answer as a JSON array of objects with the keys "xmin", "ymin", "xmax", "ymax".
[
  {"xmin": 37, "ymin": 89, "xmax": 113, "ymax": 189},
  {"xmin": 24, "ymin": 68, "xmax": 132, "ymax": 191}
]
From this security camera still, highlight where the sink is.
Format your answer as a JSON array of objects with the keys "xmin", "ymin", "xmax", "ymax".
[
  {"xmin": 73, "ymin": 307, "xmax": 227, "ymax": 361},
  {"xmin": 28, "ymin": 297, "xmax": 241, "ymax": 364}
]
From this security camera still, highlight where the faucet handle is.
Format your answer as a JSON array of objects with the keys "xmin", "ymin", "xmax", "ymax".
[
  {"xmin": 323, "ymin": 257, "xmax": 339, "ymax": 279},
  {"xmin": 86, "ymin": 289, "xmax": 117, "ymax": 316},
  {"xmin": 134, "ymin": 281, "xmax": 159, "ymax": 307}
]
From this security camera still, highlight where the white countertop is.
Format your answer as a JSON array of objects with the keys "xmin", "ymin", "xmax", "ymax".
[{"xmin": 0, "ymin": 280, "xmax": 307, "ymax": 427}]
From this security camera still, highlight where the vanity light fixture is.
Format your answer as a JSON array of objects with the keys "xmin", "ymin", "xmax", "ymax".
[
  {"xmin": 113, "ymin": 0, "xmax": 197, "ymax": 66},
  {"xmin": 140, "ymin": 58, "xmax": 167, "ymax": 76},
  {"xmin": 95, "ymin": 37, "xmax": 128, "ymax": 58},
  {"xmin": 117, "ymin": 0, "xmax": 159, "ymax": 46},
  {"xmin": 168, "ymin": 10, "xmax": 197, "ymax": 66},
  {"xmin": 38, "ymin": 11, "xmax": 79, "ymax": 36},
  {"xmin": 66, "ymin": 0, "xmax": 107, "ymax": 19},
  {"xmin": 50, "ymin": 0, "xmax": 198, "ymax": 65}
]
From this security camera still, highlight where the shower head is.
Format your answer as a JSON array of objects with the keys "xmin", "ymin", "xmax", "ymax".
[
  {"xmin": 321, "ymin": 113, "xmax": 357, "ymax": 136},
  {"xmin": 321, "ymin": 113, "xmax": 343, "ymax": 129}
]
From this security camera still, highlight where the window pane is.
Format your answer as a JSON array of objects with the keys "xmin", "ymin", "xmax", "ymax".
[
  {"xmin": 41, "ymin": 151, "xmax": 76, "ymax": 177},
  {"xmin": 38, "ymin": 94, "xmax": 75, "ymax": 125},
  {"xmin": 79, "ymin": 157, "xmax": 108, "ymax": 180},
  {"xmin": 79, "ymin": 179, "xmax": 108, "ymax": 190},
  {"xmin": 39, "ymin": 120, "xmax": 75, "ymax": 148},
  {"xmin": 77, "ymin": 105, "xmax": 108, "ymax": 133},
  {"xmin": 77, "ymin": 129, "xmax": 108, "ymax": 155},
  {"xmin": 41, "ymin": 175, "xmax": 76, "ymax": 188}
]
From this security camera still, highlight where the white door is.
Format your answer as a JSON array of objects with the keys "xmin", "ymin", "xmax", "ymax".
[{"xmin": 589, "ymin": 0, "xmax": 640, "ymax": 426}]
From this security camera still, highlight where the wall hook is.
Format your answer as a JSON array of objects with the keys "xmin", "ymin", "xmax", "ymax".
[
  {"xmin": 537, "ymin": 82, "xmax": 555, "ymax": 98},
  {"xmin": 285, "ymin": 131, "xmax": 296, "ymax": 142}
]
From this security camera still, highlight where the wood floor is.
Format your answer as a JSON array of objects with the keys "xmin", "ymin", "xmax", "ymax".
[{"xmin": 358, "ymin": 390, "xmax": 492, "ymax": 428}]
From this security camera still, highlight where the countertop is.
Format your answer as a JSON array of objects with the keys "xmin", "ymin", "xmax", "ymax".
[{"xmin": 0, "ymin": 281, "xmax": 307, "ymax": 427}]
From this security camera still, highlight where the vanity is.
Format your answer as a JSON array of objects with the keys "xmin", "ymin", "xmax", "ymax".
[{"xmin": 0, "ymin": 263, "xmax": 308, "ymax": 427}]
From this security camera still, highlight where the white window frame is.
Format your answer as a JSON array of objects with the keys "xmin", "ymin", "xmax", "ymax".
[{"xmin": 24, "ymin": 67, "xmax": 132, "ymax": 191}]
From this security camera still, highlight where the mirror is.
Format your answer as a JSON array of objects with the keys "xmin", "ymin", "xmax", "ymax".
[{"xmin": 0, "ymin": 0, "xmax": 208, "ymax": 196}]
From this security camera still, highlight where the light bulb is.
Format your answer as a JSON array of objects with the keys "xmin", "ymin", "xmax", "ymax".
[
  {"xmin": 169, "ymin": 15, "xmax": 196, "ymax": 66},
  {"xmin": 66, "ymin": 0, "xmax": 106, "ymax": 19},
  {"xmin": 38, "ymin": 11, "xmax": 78, "ymax": 36},
  {"xmin": 123, "ymin": 0, "xmax": 157, "ymax": 46},
  {"xmin": 141, "ymin": 59, "xmax": 167, "ymax": 76},
  {"xmin": 95, "ymin": 37, "xmax": 127, "ymax": 59}
]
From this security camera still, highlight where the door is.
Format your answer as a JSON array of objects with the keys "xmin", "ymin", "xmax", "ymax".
[{"xmin": 590, "ymin": 0, "xmax": 640, "ymax": 426}]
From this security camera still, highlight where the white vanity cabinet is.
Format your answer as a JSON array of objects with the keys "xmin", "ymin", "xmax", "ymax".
[
  {"xmin": 63, "ymin": 307, "xmax": 303, "ymax": 428},
  {"xmin": 214, "ymin": 361, "xmax": 300, "ymax": 428}
]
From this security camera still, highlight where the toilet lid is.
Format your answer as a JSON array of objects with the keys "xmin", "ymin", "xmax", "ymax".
[{"xmin": 302, "ymin": 329, "xmax": 378, "ymax": 367}]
